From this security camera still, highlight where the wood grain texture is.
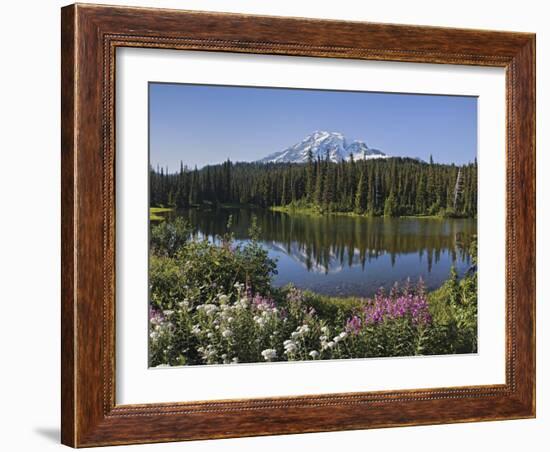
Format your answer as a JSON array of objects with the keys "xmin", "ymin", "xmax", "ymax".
[{"xmin": 61, "ymin": 3, "xmax": 536, "ymax": 447}]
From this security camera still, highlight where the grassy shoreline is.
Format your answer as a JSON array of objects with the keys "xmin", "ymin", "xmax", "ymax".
[
  {"xmin": 269, "ymin": 205, "xmax": 459, "ymax": 220},
  {"xmin": 150, "ymin": 206, "xmax": 173, "ymax": 221},
  {"xmin": 151, "ymin": 202, "xmax": 473, "ymax": 220}
]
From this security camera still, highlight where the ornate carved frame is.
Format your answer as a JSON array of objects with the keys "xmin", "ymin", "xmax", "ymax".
[{"xmin": 61, "ymin": 4, "xmax": 535, "ymax": 447}]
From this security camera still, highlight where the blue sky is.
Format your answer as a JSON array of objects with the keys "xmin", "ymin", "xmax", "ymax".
[{"xmin": 149, "ymin": 83, "xmax": 477, "ymax": 170}]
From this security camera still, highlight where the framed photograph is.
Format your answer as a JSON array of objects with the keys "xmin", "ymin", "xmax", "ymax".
[{"xmin": 61, "ymin": 3, "xmax": 535, "ymax": 447}]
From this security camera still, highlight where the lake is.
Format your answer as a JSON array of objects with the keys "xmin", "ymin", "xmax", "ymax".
[{"xmin": 166, "ymin": 207, "xmax": 477, "ymax": 297}]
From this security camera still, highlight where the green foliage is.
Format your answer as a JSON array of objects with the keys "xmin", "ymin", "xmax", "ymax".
[
  {"xmin": 383, "ymin": 191, "xmax": 399, "ymax": 217},
  {"xmin": 150, "ymin": 217, "xmax": 191, "ymax": 257},
  {"xmin": 425, "ymin": 240, "xmax": 478, "ymax": 354},
  {"xmin": 149, "ymin": 218, "xmax": 276, "ymax": 312}
]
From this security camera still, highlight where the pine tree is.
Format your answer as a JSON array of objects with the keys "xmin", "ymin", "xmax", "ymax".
[
  {"xmin": 354, "ymin": 171, "xmax": 366, "ymax": 214},
  {"xmin": 305, "ymin": 149, "xmax": 314, "ymax": 202},
  {"xmin": 313, "ymin": 157, "xmax": 323, "ymax": 206},
  {"xmin": 384, "ymin": 191, "xmax": 398, "ymax": 217},
  {"xmin": 281, "ymin": 173, "xmax": 287, "ymax": 206}
]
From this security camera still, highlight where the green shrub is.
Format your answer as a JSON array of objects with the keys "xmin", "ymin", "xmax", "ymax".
[{"xmin": 150, "ymin": 217, "xmax": 191, "ymax": 257}]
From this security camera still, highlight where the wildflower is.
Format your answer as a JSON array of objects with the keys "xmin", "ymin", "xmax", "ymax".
[
  {"xmin": 162, "ymin": 310, "xmax": 174, "ymax": 316},
  {"xmin": 237, "ymin": 298, "xmax": 249, "ymax": 309},
  {"xmin": 204, "ymin": 304, "xmax": 218, "ymax": 315},
  {"xmin": 309, "ymin": 350, "xmax": 319, "ymax": 359},
  {"xmin": 222, "ymin": 329, "xmax": 232, "ymax": 338},
  {"xmin": 286, "ymin": 287, "xmax": 304, "ymax": 304},
  {"xmin": 284, "ymin": 340, "xmax": 297, "ymax": 354},
  {"xmin": 261, "ymin": 348, "xmax": 277, "ymax": 361},
  {"xmin": 191, "ymin": 325, "xmax": 201, "ymax": 335},
  {"xmin": 254, "ymin": 315, "xmax": 267, "ymax": 327},
  {"xmin": 149, "ymin": 308, "xmax": 164, "ymax": 325},
  {"xmin": 252, "ymin": 293, "xmax": 276, "ymax": 311},
  {"xmin": 218, "ymin": 294, "xmax": 229, "ymax": 304},
  {"xmin": 298, "ymin": 324, "xmax": 310, "ymax": 334},
  {"xmin": 345, "ymin": 316, "xmax": 362, "ymax": 335},
  {"xmin": 233, "ymin": 282, "xmax": 244, "ymax": 293}
]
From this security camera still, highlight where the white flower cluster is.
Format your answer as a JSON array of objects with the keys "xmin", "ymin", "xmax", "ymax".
[
  {"xmin": 221, "ymin": 329, "xmax": 232, "ymax": 338},
  {"xmin": 261, "ymin": 348, "xmax": 277, "ymax": 361},
  {"xmin": 334, "ymin": 331, "xmax": 348, "ymax": 343},
  {"xmin": 236, "ymin": 297, "xmax": 249, "ymax": 309},
  {"xmin": 290, "ymin": 324, "xmax": 310, "ymax": 340},
  {"xmin": 196, "ymin": 304, "xmax": 218, "ymax": 316},
  {"xmin": 308, "ymin": 350, "xmax": 319, "ymax": 359},
  {"xmin": 253, "ymin": 308, "xmax": 278, "ymax": 328},
  {"xmin": 283, "ymin": 339, "xmax": 297, "ymax": 354}
]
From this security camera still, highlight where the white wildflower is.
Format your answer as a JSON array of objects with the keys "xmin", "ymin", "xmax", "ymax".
[
  {"xmin": 191, "ymin": 324, "xmax": 201, "ymax": 335},
  {"xmin": 261, "ymin": 348, "xmax": 277, "ymax": 361},
  {"xmin": 222, "ymin": 329, "xmax": 232, "ymax": 338},
  {"xmin": 205, "ymin": 304, "xmax": 218, "ymax": 315},
  {"xmin": 284, "ymin": 341, "xmax": 297, "ymax": 354},
  {"xmin": 309, "ymin": 350, "xmax": 320, "ymax": 359},
  {"xmin": 162, "ymin": 310, "xmax": 174, "ymax": 316}
]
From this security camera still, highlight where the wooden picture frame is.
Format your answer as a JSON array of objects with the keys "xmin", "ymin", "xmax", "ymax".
[{"xmin": 61, "ymin": 3, "xmax": 535, "ymax": 447}]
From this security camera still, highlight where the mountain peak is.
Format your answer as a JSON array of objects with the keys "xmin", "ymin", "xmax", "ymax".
[{"xmin": 258, "ymin": 131, "xmax": 388, "ymax": 164}]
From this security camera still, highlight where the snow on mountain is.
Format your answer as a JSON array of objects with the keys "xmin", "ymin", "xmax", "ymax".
[{"xmin": 258, "ymin": 131, "xmax": 388, "ymax": 164}]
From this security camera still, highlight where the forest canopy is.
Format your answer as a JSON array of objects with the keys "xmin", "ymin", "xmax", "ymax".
[{"xmin": 150, "ymin": 155, "xmax": 477, "ymax": 218}]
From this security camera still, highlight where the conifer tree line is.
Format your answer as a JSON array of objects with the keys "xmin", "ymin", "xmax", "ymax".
[{"xmin": 150, "ymin": 154, "xmax": 477, "ymax": 217}]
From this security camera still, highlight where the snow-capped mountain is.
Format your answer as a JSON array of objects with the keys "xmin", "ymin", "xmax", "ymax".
[{"xmin": 258, "ymin": 131, "xmax": 388, "ymax": 164}]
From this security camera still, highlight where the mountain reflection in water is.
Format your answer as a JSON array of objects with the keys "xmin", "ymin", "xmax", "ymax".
[{"xmin": 167, "ymin": 207, "xmax": 476, "ymax": 297}]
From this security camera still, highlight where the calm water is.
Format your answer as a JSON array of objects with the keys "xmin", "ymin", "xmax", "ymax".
[{"xmin": 168, "ymin": 207, "xmax": 476, "ymax": 297}]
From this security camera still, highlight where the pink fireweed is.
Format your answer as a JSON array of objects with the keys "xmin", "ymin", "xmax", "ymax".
[
  {"xmin": 345, "ymin": 315, "xmax": 362, "ymax": 335},
  {"xmin": 149, "ymin": 307, "xmax": 165, "ymax": 325},
  {"xmin": 362, "ymin": 292, "xmax": 432, "ymax": 326},
  {"xmin": 251, "ymin": 293, "xmax": 276, "ymax": 311}
]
